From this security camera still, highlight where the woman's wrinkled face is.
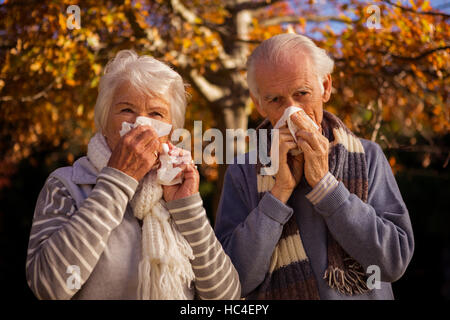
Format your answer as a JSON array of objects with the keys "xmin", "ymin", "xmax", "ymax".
[{"xmin": 103, "ymin": 82, "xmax": 172, "ymax": 150}]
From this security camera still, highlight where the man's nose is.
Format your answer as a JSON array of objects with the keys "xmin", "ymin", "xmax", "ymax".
[{"xmin": 285, "ymin": 97, "xmax": 299, "ymax": 108}]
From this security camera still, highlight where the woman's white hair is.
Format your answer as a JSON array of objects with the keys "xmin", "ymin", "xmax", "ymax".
[
  {"xmin": 94, "ymin": 50, "xmax": 187, "ymax": 133},
  {"xmin": 247, "ymin": 33, "xmax": 334, "ymax": 98}
]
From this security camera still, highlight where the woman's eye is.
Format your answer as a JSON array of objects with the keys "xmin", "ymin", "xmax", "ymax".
[
  {"xmin": 149, "ymin": 112, "xmax": 163, "ymax": 117},
  {"xmin": 121, "ymin": 108, "xmax": 133, "ymax": 113}
]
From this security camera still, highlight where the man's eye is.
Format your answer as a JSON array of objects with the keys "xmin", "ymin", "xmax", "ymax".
[
  {"xmin": 149, "ymin": 111, "xmax": 163, "ymax": 117},
  {"xmin": 294, "ymin": 91, "xmax": 308, "ymax": 97},
  {"xmin": 270, "ymin": 97, "xmax": 280, "ymax": 103}
]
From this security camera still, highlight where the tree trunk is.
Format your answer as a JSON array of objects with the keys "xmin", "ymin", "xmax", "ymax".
[
  {"xmin": 210, "ymin": 5, "xmax": 252, "ymax": 220},
  {"xmin": 123, "ymin": 0, "xmax": 254, "ymax": 220}
]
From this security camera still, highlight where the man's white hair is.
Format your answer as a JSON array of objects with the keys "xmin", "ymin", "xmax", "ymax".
[
  {"xmin": 94, "ymin": 50, "xmax": 187, "ymax": 133},
  {"xmin": 246, "ymin": 33, "xmax": 334, "ymax": 98}
]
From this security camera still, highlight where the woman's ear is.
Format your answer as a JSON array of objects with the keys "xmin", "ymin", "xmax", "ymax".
[
  {"xmin": 250, "ymin": 92, "xmax": 267, "ymax": 118},
  {"xmin": 322, "ymin": 74, "xmax": 332, "ymax": 103}
]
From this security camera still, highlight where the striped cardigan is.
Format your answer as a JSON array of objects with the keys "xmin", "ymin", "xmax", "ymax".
[{"xmin": 26, "ymin": 156, "xmax": 240, "ymax": 300}]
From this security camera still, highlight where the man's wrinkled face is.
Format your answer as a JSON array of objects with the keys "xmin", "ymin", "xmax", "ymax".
[{"xmin": 251, "ymin": 52, "xmax": 332, "ymax": 130}]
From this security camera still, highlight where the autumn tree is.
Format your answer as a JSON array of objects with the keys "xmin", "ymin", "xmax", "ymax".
[{"xmin": 0, "ymin": 0, "xmax": 448, "ymax": 212}]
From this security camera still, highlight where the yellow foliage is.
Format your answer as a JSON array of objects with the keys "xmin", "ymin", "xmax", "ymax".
[{"xmin": 0, "ymin": 0, "xmax": 448, "ymax": 180}]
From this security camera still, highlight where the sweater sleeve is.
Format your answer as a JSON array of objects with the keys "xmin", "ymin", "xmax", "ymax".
[
  {"xmin": 26, "ymin": 167, "xmax": 138, "ymax": 300},
  {"xmin": 166, "ymin": 193, "xmax": 241, "ymax": 300},
  {"xmin": 213, "ymin": 165, "xmax": 294, "ymax": 297},
  {"xmin": 310, "ymin": 141, "xmax": 415, "ymax": 282}
]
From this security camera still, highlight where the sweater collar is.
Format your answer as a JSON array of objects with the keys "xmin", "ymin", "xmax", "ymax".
[{"xmin": 72, "ymin": 156, "xmax": 99, "ymax": 185}]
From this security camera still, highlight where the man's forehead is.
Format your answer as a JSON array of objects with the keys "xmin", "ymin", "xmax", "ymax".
[
  {"xmin": 255, "ymin": 54, "xmax": 315, "ymax": 84},
  {"xmin": 256, "ymin": 66, "xmax": 314, "ymax": 96},
  {"xmin": 256, "ymin": 50, "xmax": 312, "ymax": 69}
]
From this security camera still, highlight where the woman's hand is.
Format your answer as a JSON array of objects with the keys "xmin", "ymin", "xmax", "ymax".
[
  {"xmin": 270, "ymin": 126, "xmax": 304, "ymax": 203},
  {"xmin": 107, "ymin": 125, "xmax": 161, "ymax": 181},
  {"xmin": 163, "ymin": 143, "xmax": 200, "ymax": 202}
]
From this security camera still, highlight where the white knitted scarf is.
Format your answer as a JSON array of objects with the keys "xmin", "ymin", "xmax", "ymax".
[{"xmin": 87, "ymin": 132, "xmax": 195, "ymax": 300}]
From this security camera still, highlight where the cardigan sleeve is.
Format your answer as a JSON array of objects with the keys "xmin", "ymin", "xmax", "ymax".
[
  {"xmin": 26, "ymin": 167, "xmax": 138, "ymax": 300},
  {"xmin": 166, "ymin": 193, "xmax": 241, "ymax": 300},
  {"xmin": 213, "ymin": 165, "xmax": 294, "ymax": 297},
  {"xmin": 309, "ymin": 140, "xmax": 415, "ymax": 282}
]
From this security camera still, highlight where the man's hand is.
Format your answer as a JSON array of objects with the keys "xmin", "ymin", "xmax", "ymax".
[
  {"xmin": 291, "ymin": 112, "xmax": 329, "ymax": 188},
  {"xmin": 162, "ymin": 143, "xmax": 200, "ymax": 202},
  {"xmin": 270, "ymin": 126, "xmax": 304, "ymax": 203}
]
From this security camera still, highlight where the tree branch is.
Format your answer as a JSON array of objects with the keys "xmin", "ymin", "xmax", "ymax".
[
  {"xmin": 0, "ymin": 80, "xmax": 54, "ymax": 102},
  {"xmin": 227, "ymin": 0, "xmax": 284, "ymax": 13},
  {"xmin": 383, "ymin": 0, "xmax": 450, "ymax": 19},
  {"xmin": 188, "ymin": 69, "xmax": 229, "ymax": 102},
  {"xmin": 376, "ymin": 45, "xmax": 450, "ymax": 61},
  {"xmin": 260, "ymin": 14, "xmax": 358, "ymax": 27},
  {"xmin": 385, "ymin": 144, "xmax": 449, "ymax": 154},
  {"xmin": 170, "ymin": 0, "xmax": 199, "ymax": 24},
  {"xmin": 123, "ymin": 9, "xmax": 148, "ymax": 39},
  {"xmin": 370, "ymin": 98, "xmax": 383, "ymax": 142},
  {"xmin": 234, "ymin": 38, "xmax": 262, "ymax": 44}
]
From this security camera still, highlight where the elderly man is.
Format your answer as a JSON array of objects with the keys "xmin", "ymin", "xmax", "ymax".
[{"xmin": 214, "ymin": 33, "xmax": 414, "ymax": 300}]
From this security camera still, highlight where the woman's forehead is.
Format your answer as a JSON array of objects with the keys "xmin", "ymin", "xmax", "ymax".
[
  {"xmin": 113, "ymin": 82, "xmax": 149, "ymax": 100},
  {"xmin": 113, "ymin": 82, "xmax": 169, "ymax": 107}
]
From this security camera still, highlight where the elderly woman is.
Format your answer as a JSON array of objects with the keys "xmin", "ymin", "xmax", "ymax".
[{"xmin": 26, "ymin": 50, "xmax": 241, "ymax": 300}]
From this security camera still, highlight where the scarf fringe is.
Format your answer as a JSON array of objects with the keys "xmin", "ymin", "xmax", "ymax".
[
  {"xmin": 254, "ymin": 112, "xmax": 371, "ymax": 298},
  {"xmin": 138, "ymin": 259, "xmax": 194, "ymax": 300},
  {"xmin": 137, "ymin": 260, "xmax": 152, "ymax": 299},
  {"xmin": 140, "ymin": 204, "xmax": 195, "ymax": 300},
  {"xmin": 323, "ymin": 260, "xmax": 370, "ymax": 295}
]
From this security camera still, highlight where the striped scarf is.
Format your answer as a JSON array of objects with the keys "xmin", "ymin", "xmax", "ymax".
[{"xmin": 251, "ymin": 111, "xmax": 370, "ymax": 299}]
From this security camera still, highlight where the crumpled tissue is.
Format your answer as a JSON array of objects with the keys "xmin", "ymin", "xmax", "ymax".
[
  {"xmin": 273, "ymin": 106, "xmax": 319, "ymax": 155},
  {"xmin": 156, "ymin": 143, "xmax": 192, "ymax": 185},
  {"xmin": 119, "ymin": 116, "xmax": 172, "ymax": 137},
  {"xmin": 119, "ymin": 116, "xmax": 191, "ymax": 185}
]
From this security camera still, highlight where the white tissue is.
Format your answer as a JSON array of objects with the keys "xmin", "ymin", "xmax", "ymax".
[
  {"xmin": 119, "ymin": 116, "xmax": 172, "ymax": 137},
  {"xmin": 273, "ymin": 106, "xmax": 319, "ymax": 155},
  {"xmin": 157, "ymin": 143, "xmax": 193, "ymax": 185},
  {"xmin": 118, "ymin": 116, "xmax": 191, "ymax": 185}
]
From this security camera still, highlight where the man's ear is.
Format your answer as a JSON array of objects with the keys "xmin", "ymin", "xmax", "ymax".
[
  {"xmin": 322, "ymin": 74, "xmax": 332, "ymax": 103},
  {"xmin": 250, "ymin": 91, "xmax": 267, "ymax": 118}
]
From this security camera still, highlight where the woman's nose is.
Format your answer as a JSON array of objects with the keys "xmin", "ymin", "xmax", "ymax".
[
  {"xmin": 128, "ymin": 115, "xmax": 138, "ymax": 124},
  {"xmin": 135, "ymin": 112, "xmax": 148, "ymax": 120}
]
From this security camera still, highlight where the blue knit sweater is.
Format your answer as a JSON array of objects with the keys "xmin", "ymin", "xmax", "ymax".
[{"xmin": 214, "ymin": 138, "xmax": 414, "ymax": 299}]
